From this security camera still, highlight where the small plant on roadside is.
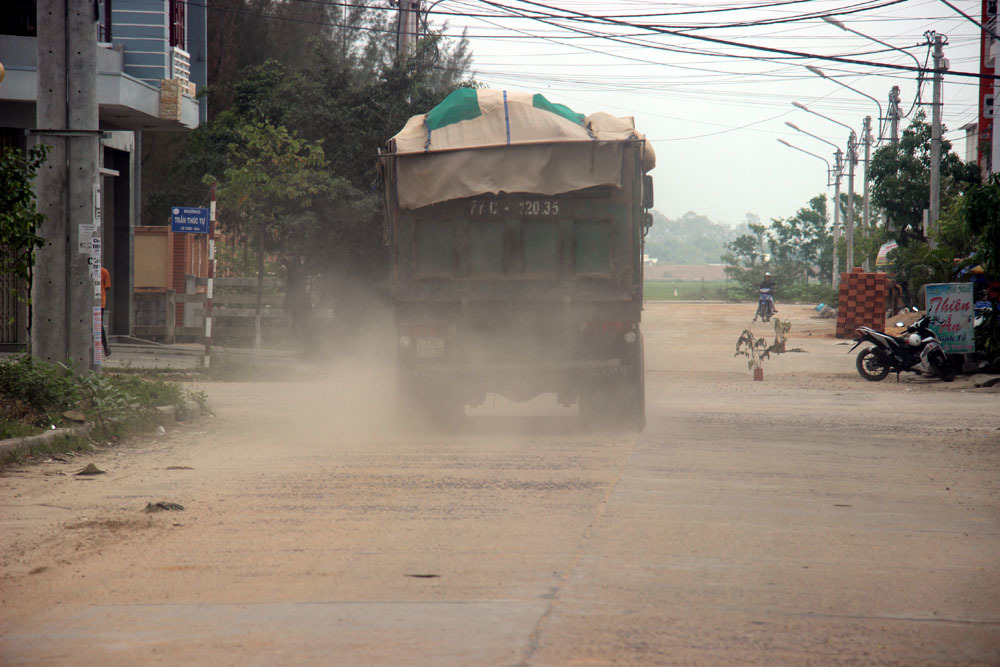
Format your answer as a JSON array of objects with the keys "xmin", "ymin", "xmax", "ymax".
[
  {"xmin": 186, "ymin": 388, "xmax": 210, "ymax": 416},
  {"xmin": 75, "ymin": 372, "xmax": 140, "ymax": 436},
  {"xmin": 769, "ymin": 317, "xmax": 792, "ymax": 354},
  {"xmin": 735, "ymin": 329, "xmax": 770, "ymax": 371}
]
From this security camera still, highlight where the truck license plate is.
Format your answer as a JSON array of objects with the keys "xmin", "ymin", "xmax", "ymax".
[{"xmin": 416, "ymin": 337, "xmax": 445, "ymax": 359}]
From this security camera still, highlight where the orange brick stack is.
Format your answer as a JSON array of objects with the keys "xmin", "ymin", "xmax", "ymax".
[{"xmin": 836, "ymin": 268, "xmax": 889, "ymax": 338}]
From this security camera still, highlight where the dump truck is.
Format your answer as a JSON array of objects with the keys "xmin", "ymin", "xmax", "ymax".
[{"xmin": 379, "ymin": 89, "xmax": 656, "ymax": 430}]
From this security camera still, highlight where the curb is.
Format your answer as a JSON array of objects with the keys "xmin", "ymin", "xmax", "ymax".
[{"xmin": 0, "ymin": 424, "xmax": 92, "ymax": 457}]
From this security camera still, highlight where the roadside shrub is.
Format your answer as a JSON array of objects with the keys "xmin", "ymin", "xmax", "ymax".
[
  {"xmin": 105, "ymin": 373, "xmax": 183, "ymax": 408},
  {"xmin": 0, "ymin": 354, "xmax": 80, "ymax": 420},
  {"xmin": 782, "ymin": 282, "xmax": 839, "ymax": 305}
]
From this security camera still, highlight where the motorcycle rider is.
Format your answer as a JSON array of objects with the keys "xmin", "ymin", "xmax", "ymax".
[{"xmin": 759, "ymin": 272, "xmax": 777, "ymax": 315}]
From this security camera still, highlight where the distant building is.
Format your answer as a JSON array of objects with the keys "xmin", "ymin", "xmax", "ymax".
[
  {"xmin": 0, "ymin": 0, "xmax": 206, "ymax": 351},
  {"xmin": 959, "ymin": 121, "xmax": 978, "ymax": 164}
]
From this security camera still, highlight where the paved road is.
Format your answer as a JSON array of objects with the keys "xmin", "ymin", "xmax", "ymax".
[{"xmin": 2, "ymin": 303, "xmax": 998, "ymax": 665}]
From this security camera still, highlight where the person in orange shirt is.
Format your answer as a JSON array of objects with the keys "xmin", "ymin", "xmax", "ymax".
[{"xmin": 100, "ymin": 266, "xmax": 111, "ymax": 357}]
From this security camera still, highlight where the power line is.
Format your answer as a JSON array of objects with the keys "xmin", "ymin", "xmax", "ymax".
[
  {"xmin": 936, "ymin": 0, "xmax": 1000, "ymax": 41},
  {"xmin": 475, "ymin": 0, "xmax": 1000, "ymax": 80}
]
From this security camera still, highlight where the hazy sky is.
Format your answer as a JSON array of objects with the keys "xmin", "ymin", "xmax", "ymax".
[{"xmin": 428, "ymin": 0, "xmax": 986, "ymax": 227}]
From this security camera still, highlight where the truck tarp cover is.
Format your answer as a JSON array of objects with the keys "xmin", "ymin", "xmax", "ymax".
[{"xmin": 387, "ymin": 88, "xmax": 656, "ymax": 210}]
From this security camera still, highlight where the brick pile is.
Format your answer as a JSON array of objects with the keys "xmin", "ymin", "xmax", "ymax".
[{"xmin": 836, "ymin": 268, "xmax": 889, "ymax": 339}]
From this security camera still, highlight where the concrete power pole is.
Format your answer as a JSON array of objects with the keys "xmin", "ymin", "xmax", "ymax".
[
  {"xmin": 888, "ymin": 85, "xmax": 902, "ymax": 145},
  {"xmin": 32, "ymin": 0, "xmax": 102, "ymax": 371},
  {"xmin": 928, "ymin": 31, "xmax": 948, "ymax": 243},
  {"xmin": 832, "ymin": 148, "xmax": 843, "ymax": 289},
  {"xmin": 862, "ymin": 116, "xmax": 872, "ymax": 271},
  {"xmin": 396, "ymin": 0, "xmax": 421, "ymax": 57},
  {"xmin": 845, "ymin": 132, "xmax": 857, "ymax": 272}
]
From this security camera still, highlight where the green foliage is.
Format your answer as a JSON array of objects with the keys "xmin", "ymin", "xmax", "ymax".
[
  {"xmin": 0, "ymin": 353, "xmax": 196, "ymax": 441},
  {"xmin": 212, "ymin": 120, "xmax": 334, "ymax": 250},
  {"xmin": 768, "ymin": 194, "xmax": 831, "ymax": 283},
  {"xmin": 890, "ymin": 242, "xmax": 954, "ymax": 307},
  {"xmin": 76, "ymin": 372, "xmax": 141, "ymax": 435},
  {"xmin": 954, "ymin": 173, "xmax": 1000, "ymax": 364},
  {"xmin": 723, "ymin": 195, "xmax": 832, "ymax": 300},
  {"xmin": 186, "ymin": 389, "xmax": 210, "ymax": 416},
  {"xmin": 869, "ymin": 111, "xmax": 980, "ymax": 246},
  {"xmin": 780, "ymin": 281, "xmax": 838, "ymax": 306},
  {"xmin": 769, "ymin": 317, "xmax": 791, "ymax": 354},
  {"xmin": 0, "ymin": 419, "xmax": 43, "ymax": 440},
  {"xmin": 104, "ymin": 373, "xmax": 184, "ymax": 410},
  {"xmin": 735, "ymin": 329, "xmax": 770, "ymax": 370},
  {"xmin": 0, "ymin": 355, "xmax": 81, "ymax": 424},
  {"xmin": 0, "ymin": 144, "xmax": 50, "ymax": 309},
  {"xmin": 957, "ymin": 173, "xmax": 1000, "ymax": 279}
]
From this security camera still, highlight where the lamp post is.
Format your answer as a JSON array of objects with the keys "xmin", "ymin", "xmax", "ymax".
[
  {"xmin": 861, "ymin": 115, "xmax": 872, "ymax": 270},
  {"xmin": 805, "ymin": 66, "xmax": 885, "ymax": 270},
  {"xmin": 822, "ymin": 16, "xmax": 923, "ymax": 145},
  {"xmin": 785, "ymin": 121, "xmax": 840, "ymax": 152},
  {"xmin": 805, "ymin": 65, "xmax": 883, "ymax": 141},
  {"xmin": 777, "ymin": 138, "xmax": 842, "ymax": 289},
  {"xmin": 821, "ymin": 15, "xmax": 923, "ymax": 71},
  {"xmin": 793, "ymin": 101, "xmax": 858, "ymax": 273}
]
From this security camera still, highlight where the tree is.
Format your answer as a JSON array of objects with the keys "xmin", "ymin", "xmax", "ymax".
[
  {"xmin": 768, "ymin": 194, "xmax": 830, "ymax": 283},
  {"xmin": 951, "ymin": 173, "xmax": 1000, "ymax": 364},
  {"xmin": 211, "ymin": 121, "xmax": 338, "ymax": 350},
  {"xmin": 0, "ymin": 144, "xmax": 49, "ymax": 319},
  {"xmin": 723, "ymin": 195, "xmax": 834, "ymax": 303},
  {"xmin": 869, "ymin": 110, "xmax": 979, "ymax": 245}
]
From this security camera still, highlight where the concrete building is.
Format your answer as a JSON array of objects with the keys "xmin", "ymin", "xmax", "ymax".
[{"xmin": 0, "ymin": 0, "xmax": 206, "ymax": 352}]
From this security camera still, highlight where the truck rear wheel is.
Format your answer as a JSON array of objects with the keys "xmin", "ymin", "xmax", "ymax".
[
  {"xmin": 396, "ymin": 370, "xmax": 464, "ymax": 430},
  {"xmin": 579, "ymin": 334, "xmax": 645, "ymax": 433}
]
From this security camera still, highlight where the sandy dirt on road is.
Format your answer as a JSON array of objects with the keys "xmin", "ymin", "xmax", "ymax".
[{"xmin": 1, "ymin": 302, "xmax": 997, "ymax": 665}]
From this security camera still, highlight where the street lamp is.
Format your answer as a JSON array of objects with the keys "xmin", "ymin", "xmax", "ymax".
[
  {"xmin": 793, "ymin": 101, "xmax": 858, "ymax": 273},
  {"xmin": 777, "ymin": 137, "xmax": 843, "ymax": 289},
  {"xmin": 792, "ymin": 101, "xmax": 855, "ymax": 136},
  {"xmin": 805, "ymin": 65, "xmax": 883, "ymax": 140},
  {"xmin": 805, "ymin": 66, "xmax": 882, "ymax": 269},
  {"xmin": 821, "ymin": 15, "xmax": 922, "ymax": 144},
  {"xmin": 821, "ymin": 15, "xmax": 923, "ymax": 70},
  {"xmin": 776, "ymin": 138, "xmax": 831, "ymax": 175},
  {"xmin": 785, "ymin": 121, "xmax": 840, "ymax": 152}
]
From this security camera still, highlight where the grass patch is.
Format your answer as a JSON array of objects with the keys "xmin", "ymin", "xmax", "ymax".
[
  {"xmin": 644, "ymin": 280, "xmax": 733, "ymax": 301},
  {"xmin": 0, "ymin": 418, "xmax": 44, "ymax": 440},
  {"xmin": 1, "ymin": 355, "xmax": 208, "ymax": 469}
]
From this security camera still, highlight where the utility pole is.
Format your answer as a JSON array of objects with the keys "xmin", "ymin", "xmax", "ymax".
[
  {"xmin": 32, "ymin": 0, "xmax": 102, "ymax": 371},
  {"xmin": 888, "ymin": 85, "xmax": 901, "ymax": 145},
  {"xmin": 845, "ymin": 132, "xmax": 857, "ymax": 271},
  {"xmin": 927, "ymin": 31, "xmax": 948, "ymax": 244},
  {"xmin": 862, "ymin": 116, "xmax": 872, "ymax": 271},
  {"xmin": 395, "ymin": 0, "xmax": 421, "ymax": 57},
  {"xmin": 833, "ymin": 148, "xmax": 843, "ymax": 289}
]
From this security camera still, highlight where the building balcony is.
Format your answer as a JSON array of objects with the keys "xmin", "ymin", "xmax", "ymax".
[{"xmin": 0, "ymin": 33, "xmax": 200, "ymax": 132}]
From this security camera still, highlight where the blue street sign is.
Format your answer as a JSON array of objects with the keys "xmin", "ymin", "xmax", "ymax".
[{"xmin": 170, "ymin": 207, "xmax": 210, "ymax": 234}]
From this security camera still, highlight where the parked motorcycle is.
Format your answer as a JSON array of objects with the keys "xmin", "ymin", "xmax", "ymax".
[
  {"xmin": 754, "ymin": 287, "xmax": 775, "ymax": 322},
  {"xmin": 850, "ymin": 313, "xmax": 955, "ymax": 382}
]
